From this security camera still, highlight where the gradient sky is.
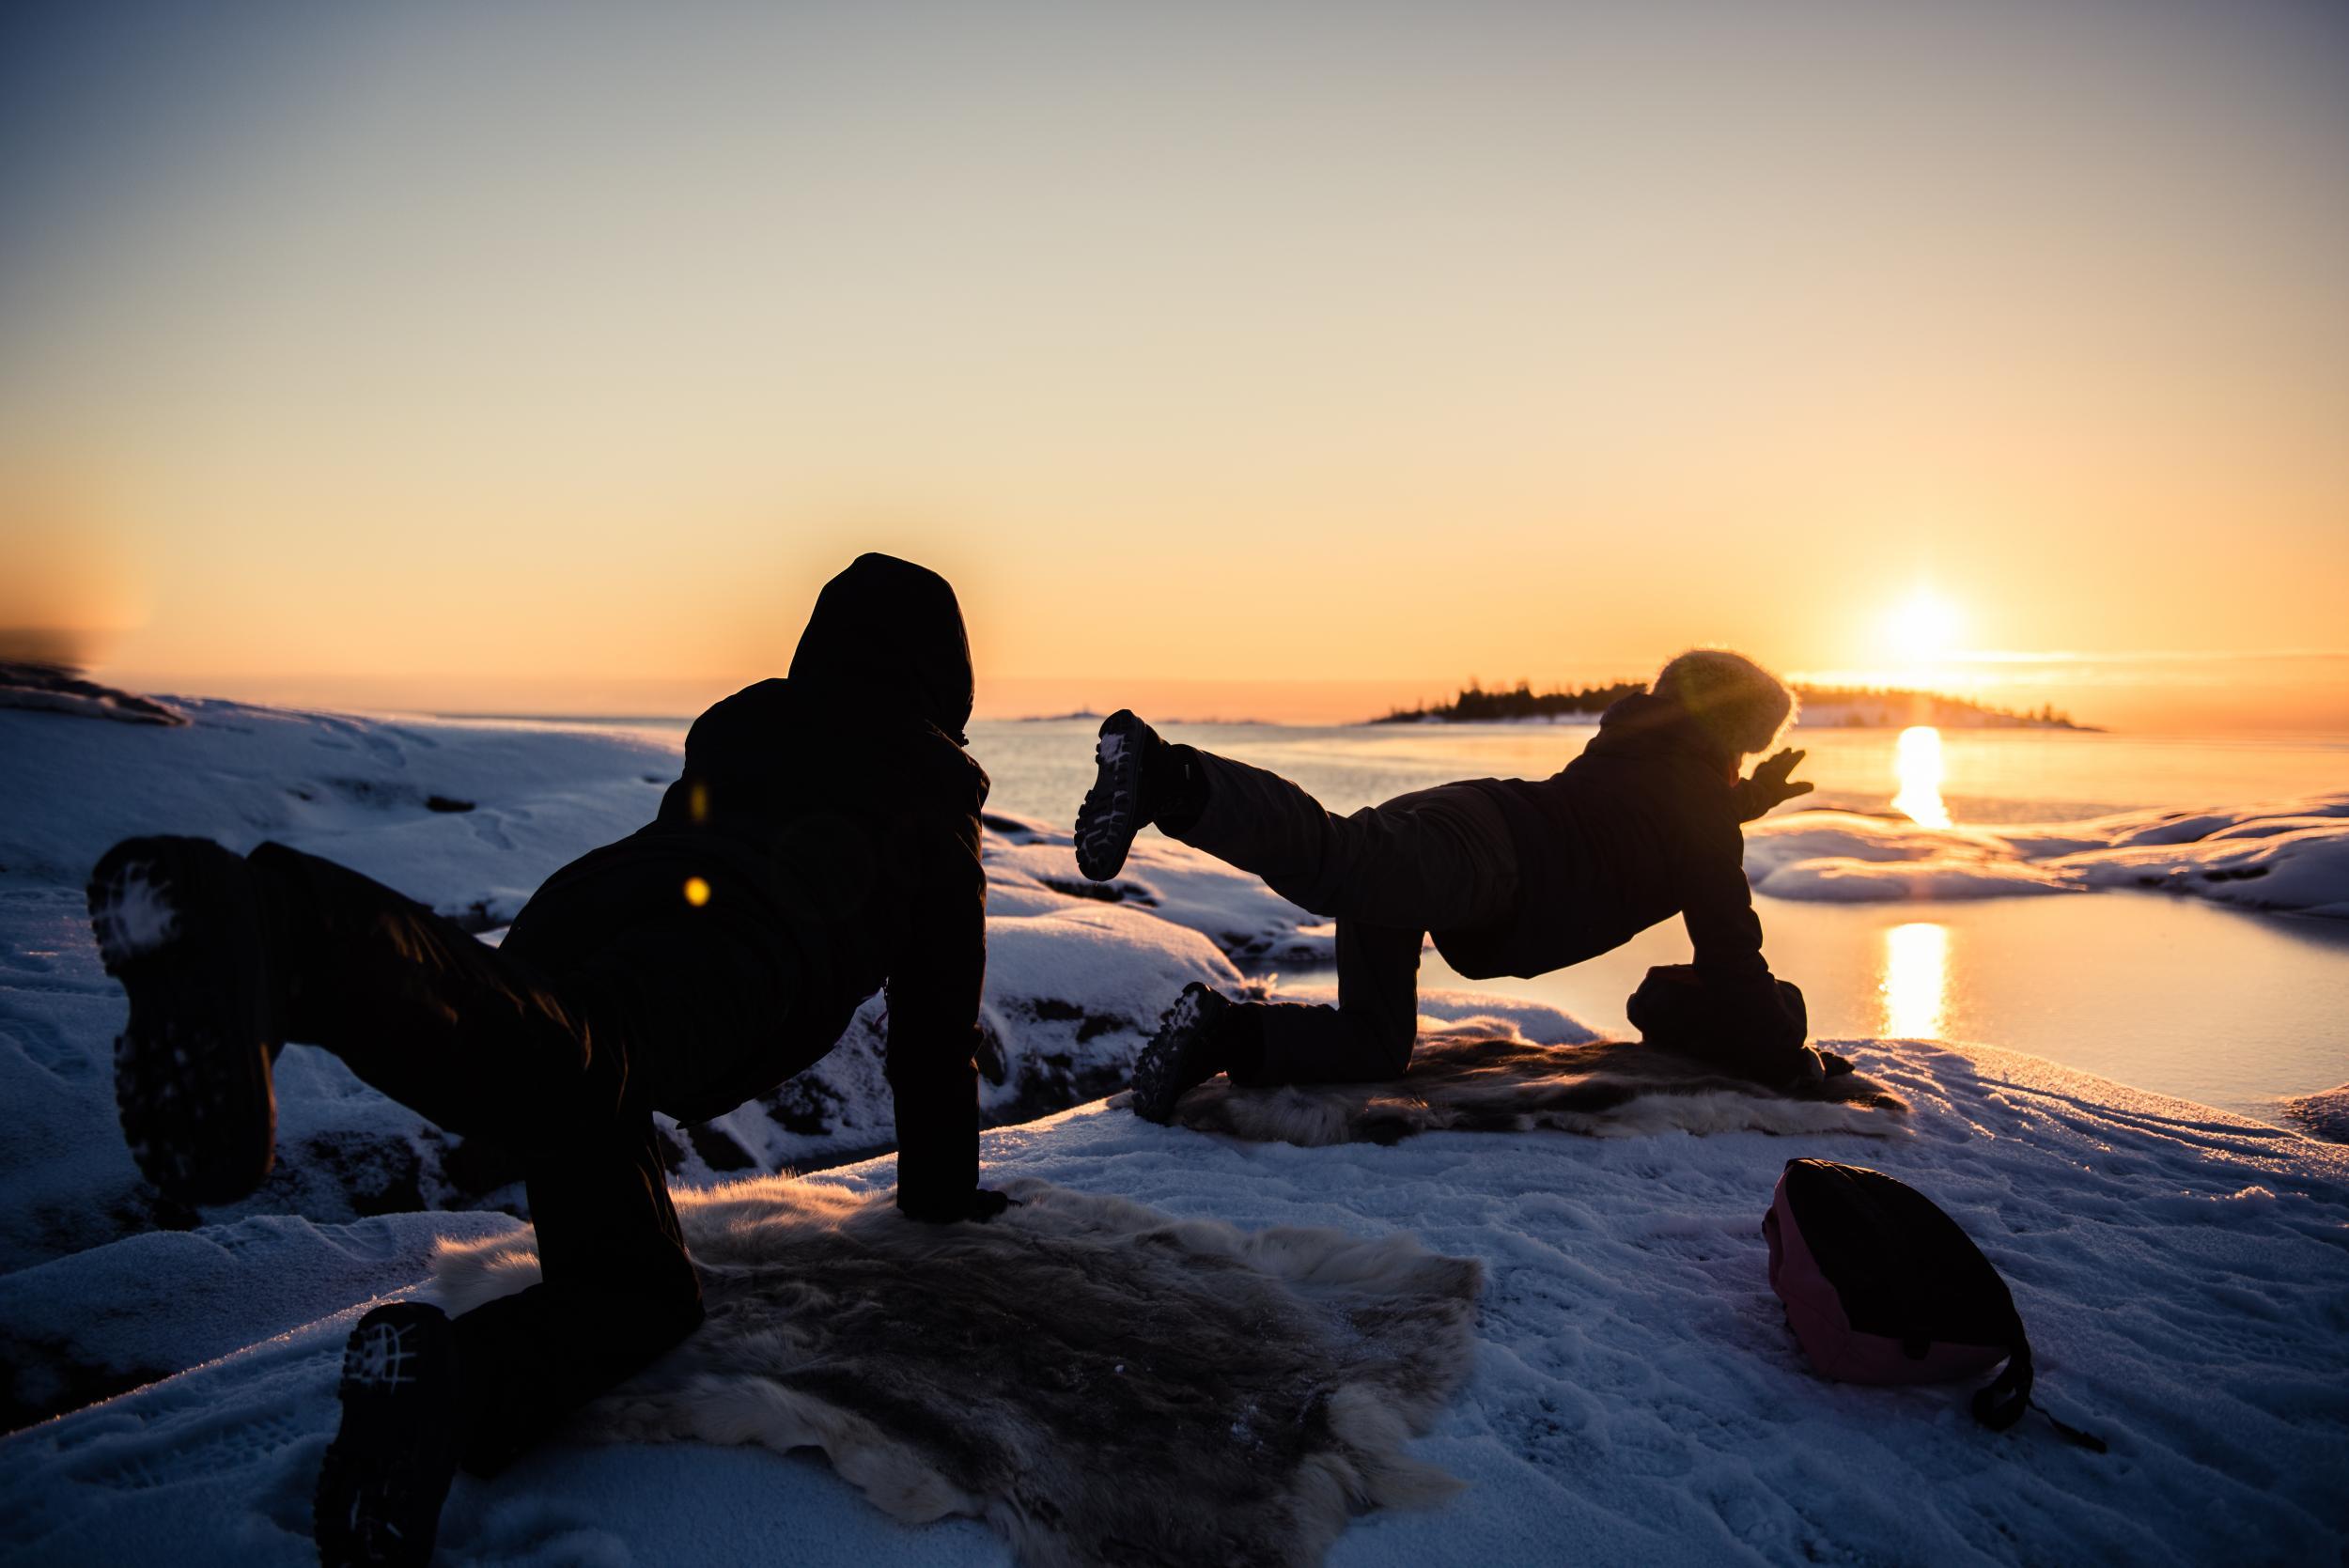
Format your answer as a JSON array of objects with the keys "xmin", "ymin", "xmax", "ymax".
[{"xmin": 4, "ymin": 0, "xmax": 2345, "ymax": 728}]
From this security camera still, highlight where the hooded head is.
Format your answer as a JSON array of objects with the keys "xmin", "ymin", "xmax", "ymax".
[
  {"xmin": 787, "ymin": 553, "xmax": 975, "ymax": 743},
  {"xmin": 1651, "ymin": 648, "xmax": 1796, "ymax": 761}
]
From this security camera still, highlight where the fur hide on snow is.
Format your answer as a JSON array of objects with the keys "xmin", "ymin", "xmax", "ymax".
[
  {"xmin": 433, "ymin": 1175, "xmax": 1482, "ymax": 1567},
  {"xmin": 1146, "ymin": 1022, "xmax": 1909, "ymax": 1147}
]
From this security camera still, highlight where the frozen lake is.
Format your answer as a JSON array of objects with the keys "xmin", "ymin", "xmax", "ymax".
[{"xmin": 963, "ymin": 718, "xmax": 2349, "ymax": 1126}]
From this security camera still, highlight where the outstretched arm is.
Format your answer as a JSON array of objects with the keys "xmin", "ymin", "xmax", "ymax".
[
  {"xmin": 1681, "ymin": 832, "xmax": 1773, "ymax": 988},
  {"xmin": 1680, "ymin": 818, "xmax": 1806, "ymax": 1057}
]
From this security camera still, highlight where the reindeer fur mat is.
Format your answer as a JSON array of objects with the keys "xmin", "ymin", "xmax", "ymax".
[
  {"xmin": 433, "ymin": 1174, "xmax": 1483, "ymax": 1568},
  {"xmin": 1126, "ymin": 1022, "xmax": 1909, "ymax": 1147}
]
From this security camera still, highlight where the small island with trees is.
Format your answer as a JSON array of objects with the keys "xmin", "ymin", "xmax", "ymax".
[{"xmin": 1375, "ymin": 680, "xmax": 2094, "ymax": 730}]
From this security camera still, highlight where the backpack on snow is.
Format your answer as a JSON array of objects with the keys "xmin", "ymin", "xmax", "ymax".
[{"xmin": 1762, "ymin": 1158, "xmax": 2105, "ymax": 1452}]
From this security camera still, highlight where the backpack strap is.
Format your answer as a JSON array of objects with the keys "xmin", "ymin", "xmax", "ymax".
[
  {"xmin": 1972, "ymin": 1334, "xmax": 2108, "ymax": 1452},
  {"xmin": 1969, "ymin": 1335, "xmax": 2033, "ymax": 1431}
]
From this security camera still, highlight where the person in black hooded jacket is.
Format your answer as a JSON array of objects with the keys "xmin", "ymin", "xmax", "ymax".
[
  {"xmin": 81, "ymin": 553, "xmax": 999, "ymax": 1567},
  {"xmin": 1073, "ymin": 649, "xmax": 1824, "ymax": 1121}
]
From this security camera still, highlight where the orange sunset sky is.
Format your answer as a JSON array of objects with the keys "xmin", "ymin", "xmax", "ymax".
[{"xmin": 2, "ymin": 2, "xmax": 2344, "ymax": 731}]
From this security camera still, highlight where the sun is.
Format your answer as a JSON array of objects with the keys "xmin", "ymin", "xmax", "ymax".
[{"xmin": 1883, "ymin": 589, "xmax": 1962, "ymax": 663}]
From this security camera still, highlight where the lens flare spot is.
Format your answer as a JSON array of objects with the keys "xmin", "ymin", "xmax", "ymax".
[
  {"xmin": 683, "ymin": 876, "xmax": 711, "ymax": 908},
  {"xmin": 1881, "ymin": 921, "xmax": 1949, "ymax": 1039},
  {"xmin": 1892, "ymin": 724, "xmax": 1952, "ymax": 829}
]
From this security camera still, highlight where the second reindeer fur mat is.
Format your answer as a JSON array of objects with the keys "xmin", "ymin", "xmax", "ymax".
[
  {"xmin": 434, "ymin": 1174, "xmax": 1483, "ymax": 1568},
  {"xmin": 1145, "ymin": 1022, "xmax": 1909, "ymax": 1147}
]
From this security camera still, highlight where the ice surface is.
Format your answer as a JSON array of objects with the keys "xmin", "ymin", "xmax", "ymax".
[{"xmin": 1747, "ymin": 795, "xmax": 2349, "ymax": 914}]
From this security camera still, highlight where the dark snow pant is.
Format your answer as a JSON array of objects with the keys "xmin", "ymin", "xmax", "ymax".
[
  {"xmin": 1163, "ymin": 753, "xmax": 1519, "ymax": 1084},
  {"xmin": 245, "ymin": 842, "xmax": 795, "ymax": 1473}
]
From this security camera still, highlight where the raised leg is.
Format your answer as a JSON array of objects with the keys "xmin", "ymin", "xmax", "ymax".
[
  {"xmin": 1170, "ymin": 755, "xmax": 1515, "ymax": 930},
  {"xmin": 246, "ymin": 842, "xmax": 626, "ymax": 1139},
  {"xmin": 1162, "ymin": 758, "xmax": 1516, "ymax": 1084},
  {"xmin": 229, "ymin": 846, "xmax": 715, "ymax": 1518}
]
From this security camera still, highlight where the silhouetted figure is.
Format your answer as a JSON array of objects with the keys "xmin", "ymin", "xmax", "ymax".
[
  {"xmin": 1075, "ymin": 650, "xmax": 1820, "ymax": 1120},
  {"xmin": 85, "ymin": 554, "xmax": 1001, "ymax": 1567}
]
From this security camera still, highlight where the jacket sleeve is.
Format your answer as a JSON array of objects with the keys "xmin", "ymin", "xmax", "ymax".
[
  {"xmin": 1679, "ymin": 815, "xmax": 1806, "ymax": 1054},
  {"xmin": 1725, "ymin": 778, "xmax": 1773, "ymax": 825},
  {"xmin": 881, "ymin": 800, "xmax": 988, "ymax": 1218},
  {"xmin": 1680, "ymin": 815, "xmax": 1773, "ymax": 987}
]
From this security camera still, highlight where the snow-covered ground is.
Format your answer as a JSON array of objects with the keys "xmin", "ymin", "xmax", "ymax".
[
  {"xmin": 4, "ymin": 1042, "xmax": 2345, "ymax": 1566},
  {"xmin": 0, "ymin": 702, "xmax": 1310, "ymax": 1291},
  {"xmin": 5, "ymin": 697, "xmax": 2347, "ymax": 1564},
  {"xmin": 1745, "ymin": 797, "xmax": 2349, "ymax": 914}
]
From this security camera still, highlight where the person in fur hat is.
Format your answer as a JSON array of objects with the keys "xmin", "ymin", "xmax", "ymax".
[
  {"xmin": 1075, "ymin": 649, "xmax": 1824, "ymax": 1120},
  {"xmin": 85, "ymin": 553, "xmax": 1003, "ymax": 1566}
]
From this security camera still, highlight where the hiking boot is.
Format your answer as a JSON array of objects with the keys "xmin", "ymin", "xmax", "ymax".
[
  {"xmin": 316, "ymin": 1302, "xmax": 464, "ymax": 1568},
  {"xmin": 1130, "ymin": 982, "xmax": 1236, "ymax": 1123},
  {"xmin": 87, "ymin": 835, "xmax": 281, "ymax": 1204},
  {"xmin": 1074, "ymin": 709, "xmax": 1161, "ymax": 881}
]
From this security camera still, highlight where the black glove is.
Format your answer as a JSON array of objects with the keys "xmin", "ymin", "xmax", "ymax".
[
  {"xmin": 898, "ymin": 1187, "xmax": 1019, "ymax": 1225},
  {"xmin": 1731, "ymin": 748, "xmax": 1813, "ymax": 821}
]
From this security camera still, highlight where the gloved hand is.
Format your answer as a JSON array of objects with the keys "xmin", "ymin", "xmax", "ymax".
[
  {"xmin": 899, "ymin": 1187, "xmax": 1020, "ymax": 1224},
  {"xmin": 1732, "ymin": 748, "xmax": 1813, "ymax": 821}
]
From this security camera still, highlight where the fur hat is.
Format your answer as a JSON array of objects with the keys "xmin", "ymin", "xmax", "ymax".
[{"xmin": 1653, "ymin": 648, "xmax": 1797, "ymax": 757}]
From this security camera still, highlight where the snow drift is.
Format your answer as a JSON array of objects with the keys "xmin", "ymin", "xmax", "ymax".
[
  {"xmin": 0, "ymin": 705, "xmax": 1328, "ymax": 1285},
  {"xmin": 1745, "ymin": 793, "xmax": 2349, "ymax": 915}
]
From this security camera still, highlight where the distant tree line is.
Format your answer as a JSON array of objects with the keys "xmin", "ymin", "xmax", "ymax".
[
  {"xmin": 1377, "ymin": 679, "xmax": 2084, "ymax": 729},
  {"xmin": 1376, "ymin": 680, "xmax": 1646, "ymax": 722}
]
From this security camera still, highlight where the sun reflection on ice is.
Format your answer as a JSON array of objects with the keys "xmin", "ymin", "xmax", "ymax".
[
  {"xmin": 1892, "ymin": 723, "xmax": 1952, "ymax": 829},
  {"xmin": 1881, "ymin": 921, "xmax": 1949, "ymax": 1039}
]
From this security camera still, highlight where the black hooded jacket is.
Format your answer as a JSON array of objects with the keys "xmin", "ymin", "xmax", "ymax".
[
  {"xmin": 1438, "ymin": 693, "xmax": 1776, "ymax": 993},
  {"xmin": 505, "ymin": 554, "xmax": 988, "ymax": 1213}
]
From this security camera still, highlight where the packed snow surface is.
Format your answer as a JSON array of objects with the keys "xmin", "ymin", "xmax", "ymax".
[
  {"xmin": 1746, "ymin": 794, "xmax": 2349, "ymax": 914},
  {"xmin": 5, "ymin": 697, "xmax": 2347, "ymax": 1564},
  {"xmin": 3, "ymin": 1039, "xmax": 2345, "ymax": 1565}
]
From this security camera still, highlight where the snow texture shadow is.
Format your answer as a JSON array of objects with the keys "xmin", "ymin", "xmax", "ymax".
[
  {"xmin": 433, "ymin": 1175, "xmax": 1481, "ymax": 1567},
  {"xmin": 1153, "ymin": 1023, "xmax": 1909, "ymax": 1147}
]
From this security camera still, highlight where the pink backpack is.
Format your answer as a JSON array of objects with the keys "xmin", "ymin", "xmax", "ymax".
[{"xmin": 1764, "ymin": 1158, "xmax": 2104, "ymax": 1450}]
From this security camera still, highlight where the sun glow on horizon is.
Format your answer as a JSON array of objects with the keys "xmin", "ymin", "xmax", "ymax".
[
  {"xmin": 5, "ymin": 7, "xmax": 2347, "ymax": 734},
  {"xmin": 1882, "ymin": 590, "xmax": 1964, "ymax": 665}
]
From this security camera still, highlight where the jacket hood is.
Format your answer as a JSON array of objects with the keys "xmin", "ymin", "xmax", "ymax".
[
  {"xmin": 787, "ymin": 553, "xmax": 975, "ymax": 744},
  {"xmin": 1588, "ymin": 691, "xmax": 1736, "ymax": 777}
]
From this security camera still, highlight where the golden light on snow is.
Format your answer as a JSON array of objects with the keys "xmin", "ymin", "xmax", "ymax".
[
  {"xmin": 1881, "ymin": 921, "xmax": 1950, "ymax": 1039},
  {"xmin": 1892, "ymin": 723, "xmax": 1952, "ymax": 830},
  {"xmin": 683, "ymin": 876, "xmax": 712, "ymax": 908}
]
